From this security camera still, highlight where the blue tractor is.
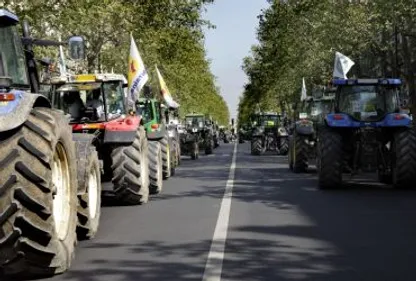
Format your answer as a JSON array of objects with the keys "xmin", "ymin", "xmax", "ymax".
[
  {"xmin": 0, "ymin": 9, "xmax": 100, "ymax": 278},
  {"xmin": 317, "ymin": 78, "xmax": 416, "ymax": 189}
]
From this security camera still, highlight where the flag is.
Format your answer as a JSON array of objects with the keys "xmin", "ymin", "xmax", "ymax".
[
  {"xmin": 300, "ymin": 77, "xmax": 307, "ymax": 101},
  {"xmin": 128, "ymin": 34, "xmax": 149, "ymax": 102},
  {"xmin": 156, "ymin": 65, "xmax": 180, "ymax": 108},
  {"xmin": 333, "ymin": 51, "xmax": 355, "ymax": 79}
]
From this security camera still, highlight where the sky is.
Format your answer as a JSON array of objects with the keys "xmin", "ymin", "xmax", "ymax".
[{"xmin": 203, "ymin": 0, "xmax": 270, "ymax": 121}]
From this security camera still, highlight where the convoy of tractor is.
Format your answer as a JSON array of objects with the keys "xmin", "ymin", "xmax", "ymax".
[{"xmin": 2, "ymin": 6, "xmax": 416, "ymax": 280}]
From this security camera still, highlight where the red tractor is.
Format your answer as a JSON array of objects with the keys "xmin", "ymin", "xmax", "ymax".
[{"xmin": 50, "ymin": 73, "xmax": 150, "ymax": 205}]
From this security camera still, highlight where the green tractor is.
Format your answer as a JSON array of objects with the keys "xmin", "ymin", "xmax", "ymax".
[
  {"xmin": 288, "ymin": 87, "xmax": 335, "ymax": 173},
  {"xmin": 137, "ymin": 86, "xmax": 176, "ymax": 194},
  {"xmin": 184, "ymin": 113, "xmax": 215, "ymax": 154},
  {"xmin": 250, "ymin": 112, "xmax": 289, "ymax": 155}
]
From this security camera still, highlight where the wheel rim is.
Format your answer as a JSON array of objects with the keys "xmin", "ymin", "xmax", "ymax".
[
  {"xmin": 88, "ymin": 167, "xmax": 99, "ymax": 219},
  {"xmin": 52, "ymin": 142, "xmax": 71, "ymax": 240}
]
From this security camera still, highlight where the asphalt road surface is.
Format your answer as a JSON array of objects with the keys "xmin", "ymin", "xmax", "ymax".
[{"xmin": 30, "ymin": 142, "xmax": 416, "ymax": 281}]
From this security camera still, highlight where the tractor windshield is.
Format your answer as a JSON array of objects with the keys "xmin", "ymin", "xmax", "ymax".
[
  {"xmin": 0, "ymin": 24, "xmax": 29, "ymax": 86},
  {"xmin": 258, "ymin": 115, "xmax": 279, "ymax": 127},
  {"xmin": 307, "ymin": 100, "xmax": 333, "ymax": 117},
  {"xmin": 338, "ymin": 85, "xmax": 400, "ymax": 121},
  {"xmin": 53, "ymin": 81, "xmax": 125, "ymax": 122},
  {"xmin": 185, "ymin": 116, "xmax": 204, "ymax": 128},
  {"xmin": 137, "ymin": 100, "xmax": 154, "ymax": 123}
]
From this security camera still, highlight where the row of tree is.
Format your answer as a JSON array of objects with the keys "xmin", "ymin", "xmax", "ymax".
[
  {"xmin": 3, "ymin": 0, "xmax": 230, "ymax": 124},
  {"xmin": 238, "ymin": 0, "xmax": 416, "ymax": 124}
]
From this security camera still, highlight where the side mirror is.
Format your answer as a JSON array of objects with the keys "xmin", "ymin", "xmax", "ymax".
[{"xmin": 68, "ymin": 36, "xmax": 85, "ymax": 60}]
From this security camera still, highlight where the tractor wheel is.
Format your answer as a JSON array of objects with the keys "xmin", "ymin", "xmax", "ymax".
[
  {"xmin": 205, "ymin": 137, "xmax": 213, "ymax": 155},
  {"xmin": 148, "ymin": 141, "xmax": 163, "ymax": 194},
  {"xmin": 317, "ymin": 129, "xmax": 343, "ymax": 189},
  {"xmin": 112, "ymin": 127, "xmax": 149, "ymax": 205},
  {"xmin": 191, "ymin": 142, "xmax": 199, "ymax": 160},
  {"xmin": 293, "ymin": 134, "xmax": 308, "ymax": 173},
  {"xmin": 159, "ymin": 132, "xmax": 172, "ymax": 179},
  {"xmin": 279, "ymin": 137, "xmax": 289, "ymax": 155},
  {"xmin": 288, "ymin": 138, "xmax": 294, "ymax": 170},
  {"xmin": 392, "ymin": 129, "xmax": 416, "ymax": 188},
  {"xmin": 76, "ymin": 144, "xmax": 101, "ymax": 240},
  {"xmin": 0, "ymin": 108, "xmax": 78, "ymax": 277},
  {"xmin": 251, "ymin": 138, "xmax": 262, "ymax": 155}
]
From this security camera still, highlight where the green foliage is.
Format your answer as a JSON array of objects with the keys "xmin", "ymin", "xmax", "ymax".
[
  {"xmin": 3, "ymin": 0, "xmax": 230, "ymax": 125},
  {"xmin": 238, "ymin": 0, "xmax": 416, "ymax": 123}
]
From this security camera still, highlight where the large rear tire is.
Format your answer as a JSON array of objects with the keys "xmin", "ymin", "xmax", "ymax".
[
  {"xmin": 75, "ymin": 143, "xmax": 101, "ymax": 240},
  {"xmin": 251, "ymin": 137, "xmax": 262, "ymax": 155},
  {"xmin": 279, "ymin": 137, "xmax": 289, "ymax": 155},
  {"xmin": 392, "ymin": 129, "xmax": 416, "ymax": 188},
  {"xmin": 112, "ymin": 127, "xmax": 149, "ymax": 205},
  {"xmin": 148, "ymin": 141, "xmax": 163, "ymax": 195},
  {"xmin": 293, "ymin": 134, "xmax": 308, "ymax": 173},
  {"xmin": 205, "ymin": 137, "xmax": 214, "ymax": 155},
  {"xmin": 0, "ymin": 108, "xmax": 78, "ymax": 277},
  {"xmin": 317, "ymin": 129, "xmax": 343, "ymax": 189}
]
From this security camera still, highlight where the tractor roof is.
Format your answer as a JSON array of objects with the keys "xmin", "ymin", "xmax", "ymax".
[
  {"xmin": 332, "ymin": 78, "xmax": 401, "ymax": 86},
  {"xmin": 0, "ymin": 9, "xmax": 19, "ymax": 25},
  {"xmin": 51, "ymin": 73, "xmax": 127, "ymax": 85}
]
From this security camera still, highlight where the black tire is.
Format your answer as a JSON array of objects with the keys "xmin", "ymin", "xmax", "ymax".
[
  {"xmin": 279, "ymin": 137, "xmax": 289, "ymax": 155},
  {"xmin": 191, "ymin": 142, "xmax": 199, "ymax": 160},
  {"xmin": 288, "ymin": 137, "xmax": 294, "ymax": 170},
  {"xmin": 205, "ymin": 137, "xmax": 213, "ymax": 155},
  {"xmin": 148, "ymin": 141, "xmax": 163, "ymax": 194},
  {"xmin": 293, "ymin": 134, "xmax": 308, "ymax": 173},
  {"xmin": 392, "ymin": 129, "xmax": 416, "ymax": 188},
  {"xmin": 76, "ymin": 144, "xmax": 101, "ymax": 240},
  {"xmin": 0, "ymin": 108, "xmax": 78, "ymax": 277},
  {"xmin": 317, "ymin": 129, "xmax": 343, "ymax": 189},
  {"xmin": 175, "ymin": 139, "xmax": 181, "ymax": 166},
  {"xmin": 251, "ymin": 138, "xmax": 262, "ymax": 155},
  {"xmin": 112, "ymin": 127, "xmax": 149, "ymax": 205},
  {"xmin": 159, "ymin": 131, "xmax": 173, "ymax": 179}
]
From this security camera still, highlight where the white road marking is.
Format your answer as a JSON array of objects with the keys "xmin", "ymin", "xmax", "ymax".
[{"xmin": 202, "ymin": 142, "xmax": 238, "ymax": 281}]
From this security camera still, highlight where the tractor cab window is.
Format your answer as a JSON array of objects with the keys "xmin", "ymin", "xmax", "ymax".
[
  {"xmin": 258, "ymin": 115, "xmax": 279, "ymax": 127},
  {"xmin": 103, "ymin": 82, "xmax": 124, "ymax": 120},
  {"xmin": 338, "ymin": 85, "xmax": 399, "ymax": 121},
  {"xmin": 185, "ymin": 116, "xmax": 204, "ymax": 128},
  {"xmin": 54, "ymin": 83, "xmax": 105, "ymax": 122},
  {"xmin": 137, "ymin": 100, "xmax": 154, "ymax": 123},
  {"xmin": 0, "ymin": 23, "xmax": 29, "ymax": 86}
]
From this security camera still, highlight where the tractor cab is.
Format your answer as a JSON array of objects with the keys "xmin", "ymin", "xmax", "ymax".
[
  {"xmin": 185, "ymin": 113, "xmax": 206, "ymax": 130},
  {"xmin": 0, "ymin": 10, "xmax": 29, "ymax": 90},
  {"xmin": 327, "ymin": 78, "xmax": 408, "ymax": 126},
  {"xmin": 50, "ymin": 73, "xmax": 127, "ymax": 124}
]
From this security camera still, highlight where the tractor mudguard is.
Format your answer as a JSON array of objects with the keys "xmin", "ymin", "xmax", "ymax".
[
  {"xmin": 0, "ymin": 91, "xmax": 51, "ymax": 132},
  {"xmin": 72, "ymin": 133, "xmax": 98, "ymax": 194},
  {"xmin": 147, "ymin": 125, "xmax": 166, "ymax": 140},
  {"xmin": 103, "ymin": 115, "xmax": 141, "ymax": 144}
]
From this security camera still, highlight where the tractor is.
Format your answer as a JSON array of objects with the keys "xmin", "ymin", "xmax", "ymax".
[
  {"xmin": 288, "ymin": 88, "xmax": 335, "ymax": 172},
  {"xmin": 0, "ymin": 9, "xmax": 102, "ymax": 277},
  {"xmin": 49, "ymin": 73, "xmax": 150, "ymax": 204},
  {"xmin": 165, "ymin": 106, "xmax": 182, "ymax": 166},
  {"xmin": 184, "ymin": 113, "xmax": 215, "ymax": 154},
  {"xmin": 250, "ymin": 112, "xmax": 289, "ymax": 155},
  {"xmin": 317, "ymin": 78, "xmax": 416, "ymax": 189},
  {"xmin": 178, "ymin": 119, "xmax": 201, "ymax": 160},
  {"xmin": 137, "ymin": 85, "xmax": 176, "ymax": 194}
]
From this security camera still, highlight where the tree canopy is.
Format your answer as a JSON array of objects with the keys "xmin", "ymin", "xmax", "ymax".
[
  {"xmin": 3, "ymin": 0, "xmax": 230, "ymax": 125},
  {"xmin": 238, "ymin": 0, "xmax": 416, "ymax": 124}
]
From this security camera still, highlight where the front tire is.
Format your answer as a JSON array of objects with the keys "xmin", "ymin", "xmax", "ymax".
[
  {"xmin": 159, "ymin": 132, "xmax": 172, "ymax": 179},
  {"xmin": 0, "ymin": 108, "xmax": 78, "ymax": 277},
  {"xmin": 279, "ymin": 137, "xmax": 289, "ymax": 155},
  {"xmin": 293, "ymin": 134, "xmax": 308, "ymax": 173},
  {"xmin": 148, "ymin": 141, "xmax": 163, "ymax": 194},
  {"xmin": 251, "ymin": 137, "xmax": 262, "ymax": 155},
  {"xmin": 112, "ymin": 127, "xmax": 149, "ymax": 205},
  {"xmin": 76, "ymin": 144, "xmax": 101, "ymax": 240}
]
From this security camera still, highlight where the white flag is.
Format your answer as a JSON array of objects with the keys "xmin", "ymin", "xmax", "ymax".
[
  {"xmin": 156, "ymin": 65, "xmax": 180, "ymax": 108},
  {"xmin": 128, "ymin": 34, "xmax": 149, "ymax": 102},
  {"xmin": 333, "ymin": 52, "xmax": 355, "ymax": 79},
  {"xmin": 300, "ymin": 77, "xmax": 307, "ymax": 101},
  {"xmin": 58, "ymin": 35, "xmax": 67, "ymax": 76}
]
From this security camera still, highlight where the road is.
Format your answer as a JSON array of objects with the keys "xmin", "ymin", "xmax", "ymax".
[{"xmin": 31, "ymin": 142, "xmax": 416, "ymax": 281}]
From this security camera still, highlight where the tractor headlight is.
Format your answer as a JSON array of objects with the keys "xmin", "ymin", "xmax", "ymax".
[
  {"xmin": 278, "ymin": 127, "xmax": 288, "ymax": 136},
  {"xmin": 192, "ymin": 128, "xmax": 198, "ymax": 133}
]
